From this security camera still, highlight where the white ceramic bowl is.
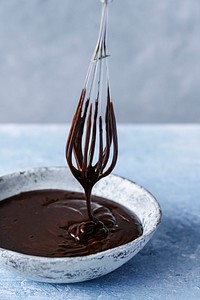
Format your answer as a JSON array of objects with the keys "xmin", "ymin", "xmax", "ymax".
[{"xmin": 0, "ymin": 167, "xmax": 161, "ymax": 283}]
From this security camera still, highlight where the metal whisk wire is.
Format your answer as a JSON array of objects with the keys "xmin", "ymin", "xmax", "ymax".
[{"xmin": 66, "ymin": 0, "xmax": 117, "ymax": 220}]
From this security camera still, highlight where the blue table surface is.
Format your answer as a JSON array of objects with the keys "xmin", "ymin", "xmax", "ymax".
[{"xmin": 0, "ymin": 124, "xmax": 199, "ymax": 300}]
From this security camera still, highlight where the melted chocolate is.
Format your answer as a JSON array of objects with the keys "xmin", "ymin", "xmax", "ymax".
[{"xmin": 0, "ymin": 189, "xmax": 143, "ymax": 257}]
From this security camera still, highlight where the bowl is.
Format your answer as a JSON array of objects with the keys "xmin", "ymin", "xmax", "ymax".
[{"xmin": 0, "ymin": 167, "xmax": 161, "ymax": 283}]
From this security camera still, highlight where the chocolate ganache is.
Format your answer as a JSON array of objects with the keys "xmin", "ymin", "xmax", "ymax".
[{"xmin": 0, "ymin": 190, "xmax": 143, "ymax": 257}]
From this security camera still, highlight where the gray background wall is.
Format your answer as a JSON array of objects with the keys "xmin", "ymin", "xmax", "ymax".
[{"xmin": 0, "ymin": 0, "xmax": 199, "ymax": 123}]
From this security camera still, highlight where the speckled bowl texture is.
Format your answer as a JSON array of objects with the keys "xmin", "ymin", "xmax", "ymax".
[{"xmin": 0, "ymin": 167, "xmax": 161, "ymax": 283}]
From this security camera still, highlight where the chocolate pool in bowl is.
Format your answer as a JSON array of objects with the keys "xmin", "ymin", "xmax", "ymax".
[{"xmin": 0, "ymin": 167, "xmax": 161, "ymax": 283}]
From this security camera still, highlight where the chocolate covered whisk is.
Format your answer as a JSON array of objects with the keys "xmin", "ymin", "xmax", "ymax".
[{"xmin": 66, "ymin": 0, "xmax": 117, "ymax": 240}]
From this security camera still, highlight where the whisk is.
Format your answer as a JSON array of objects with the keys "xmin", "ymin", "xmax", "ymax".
[{"xmin": 66, "ymin": 0, "xmax": 117, "ymax": 228}]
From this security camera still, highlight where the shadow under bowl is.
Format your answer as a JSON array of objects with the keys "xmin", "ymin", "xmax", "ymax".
[{"xmin": 0, "ymin": 167, "xmax": 161, "ymax": 283}]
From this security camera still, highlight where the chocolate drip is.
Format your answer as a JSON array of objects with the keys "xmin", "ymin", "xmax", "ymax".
[{"xmin": 66, "ymin": 87, "xmax": 118, "ymax": 242}]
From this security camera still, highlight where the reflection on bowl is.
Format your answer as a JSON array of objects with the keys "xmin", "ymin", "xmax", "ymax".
[{"xmin": 0, "ymin": 167, "xmax": 161, "ymax": 283}]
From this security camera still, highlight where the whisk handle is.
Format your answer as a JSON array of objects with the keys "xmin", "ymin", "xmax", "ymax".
[{"xmin": 100, "ymin": 0, "xmax": 113, "ymax": 4}]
